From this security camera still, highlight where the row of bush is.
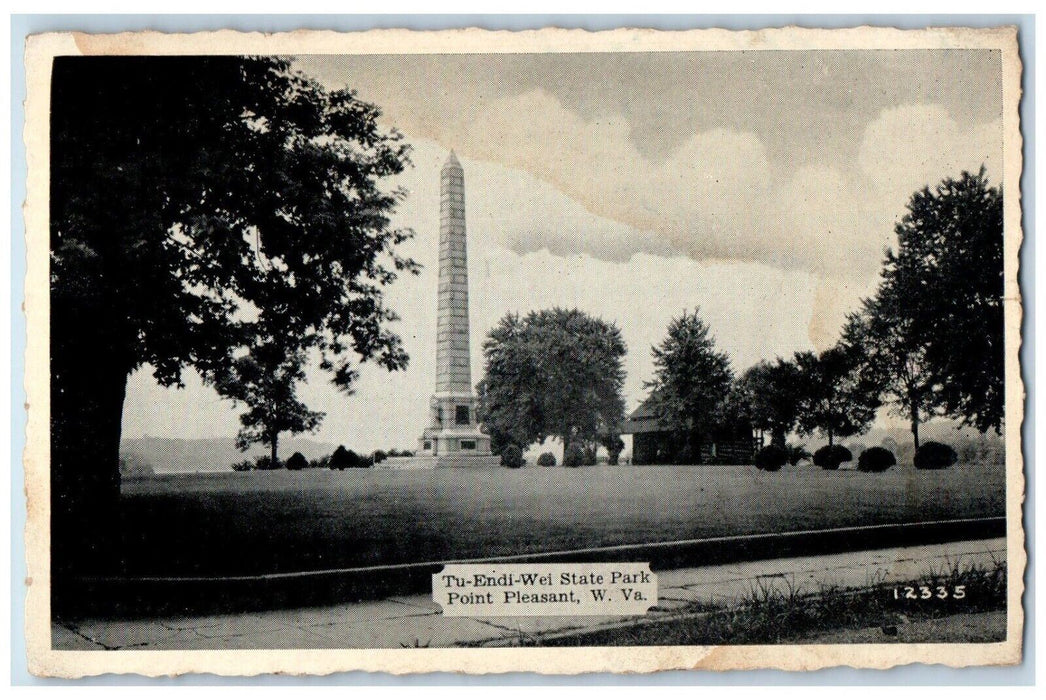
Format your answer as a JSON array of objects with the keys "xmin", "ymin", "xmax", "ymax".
[
  {"xmin": 753, "ymin": 441, "xmax": 959, "ymax": 473},
  {"xmin": 232, "ymin": 445, "xmax": 416, "ymax": 472},
  {"xmin": 499, "ymin": 445, "xmax": 605, "ymax": 468}
]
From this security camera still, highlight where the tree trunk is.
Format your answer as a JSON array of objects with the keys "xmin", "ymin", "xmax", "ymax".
[
  {"xmin": 911, "ymin": 399, "xmax": 921, "ymax": 451},
  {"xmin": 50, "ymin": 328, "xmax": 132, "ymax": 586},
  {"xmin": 690, "ymin": 429, "xmax": 702, "ymax": 465},
  {"xmin": 827, "ymin": 430, "xmax": 834, "ymax": 447},
  {"xmin": 270, "ymin": 434, "xmax": 279, "ymax": 465}
]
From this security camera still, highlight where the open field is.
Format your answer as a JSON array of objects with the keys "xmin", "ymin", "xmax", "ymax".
[{"xmin": 113, "ymin": 462, "xmax": 1005, "ymax": 578}]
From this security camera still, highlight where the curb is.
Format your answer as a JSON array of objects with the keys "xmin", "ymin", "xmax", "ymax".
[{"xmin": 56, "ymin": 516, "xmax": 1006, "ymax": 618}]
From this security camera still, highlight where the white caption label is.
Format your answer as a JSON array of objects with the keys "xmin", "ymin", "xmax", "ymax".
[{"xmin": 432, "ymin": 563, "xmax": 657, "ymax": 617}]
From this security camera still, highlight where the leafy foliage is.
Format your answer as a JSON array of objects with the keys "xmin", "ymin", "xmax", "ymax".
[
  {"xmin": 848, "ymin": 169, "xmax": 1004, "ymax": 447},
  {"xmin": 813, "ymin": 444, "xmax": 853, "ymax": 470},
  {"xmin": 793, "ymin": 344, "xmax": 881, "ymax": 447},
  {"xmin": 846, "ymin": 287, "xmax": 939, "ymax": 452},
  {"xmin": 914, "ymin": 441, "xmax": 958, "ymax": 470},
  {"xmin": 892, "ymin": 169, "xmax": 1004, "ymax": 433},
  {"xmin": 754, "ymin": 445, "xmax": 788, "ymax": 471},
  {"xmin": 52, "ymin": 56, "xmax": 416, "ymax": 387},
  {"xmin": 563, "ymin": 443, "xmax": 587, "ymax": 468},
  {"xmin": 212, "ymin": 330, "xmax": 325, "ymax": 463},
  {"xmin": 785, "ymin": 443, "xmax": 811, "ymax": 466},
  {"xmin": 857, "ymin": 446, "xmax": 896, "ymax": 473},
  {"xmin": 500, "ymin": 444, "xmax": 524, "ymax": 469},
  {"xmin": 328, "ymin": 445, "xmax": 371, "ymax": 470},
  {"xmin": 477, "ymin": 308, "xmax": 627, "ymax": 455},
  {"xmin": 738, "ymin": 359, "xmax": 803, "ymax": 447},
  {"xmin": 644, "ymin": 309, "xmax": 734, "ymax": 459},
  {"xmin": 537, "ymin": 452, "xmax": 557, "ymax": 467},
  {"xmin": 601, "ymin": 434, "xmax": 625, "ymax": 465},
  {"xmin": 254, "ymin": 456, "xmax": 282, "ymax": 471}
]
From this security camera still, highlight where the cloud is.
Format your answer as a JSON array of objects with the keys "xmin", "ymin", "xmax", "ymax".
[
  {"xmin": 382, "ymin": 89, "xmax": 1001, "ymax": 282},
  {"xmin": 458, "ymin": 90, "xmax": 775, "ymax": 256},
  {"xmin": 858, "ymin": 104, "xmax": 1003, "ymax": 216}
]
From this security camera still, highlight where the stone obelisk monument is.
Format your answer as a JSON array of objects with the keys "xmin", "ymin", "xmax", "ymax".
[{"xmin": 408, "ymin": 152, "xmax": 498, "ymax": 468}]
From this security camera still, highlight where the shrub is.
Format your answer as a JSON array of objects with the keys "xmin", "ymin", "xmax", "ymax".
[
  {"xmin": 328, "ymin": 446, "xmax": 353, "ymax": 470},
  {"xmin": 372, "ymin": 449, "xmax": 388, "ymax": 465},
  {"xmin": 119, "ymin": 455, "xmax": 155, "ymax": 478},
  {"xmin": 341, "ymin": 450, "xmax": 370, "ymax": 468},
  {"xmin": 813, "ymin": 444, "xmax": 853, "ymax": 470},
  {"xmin": 582, "ymin": 446, "xmax": 598, "ymax": 466},
  {"xmin": 857, "ymin": 446, "xmax": 896, "ymax": 473},
  {"xmin": 501, "ymin": 444, "xmax": 524, "ymax": 468},
  {"xmin": 254, "ymin": 456, "xmax": 282, "ymax": 470},
  {"xmin": 286, "ymin": 452, "xmax": 308, "ymax": 471},
  {"xmin": 914, "ymin": 441, "xmax": 958, "ymax": 470},
  {"xmin": 308, "ymin": 456, "xmax": 329, "ymax": 469},
  {"xmin": 563, "ymin": 444, "xmax": 586, "ymax": 467},
  {"xmin": 786, "ymin": 443, "xmax": 811, "ymax": 466},
  {"xmin": 754, "ymin": 445, "xmax": 788, "ymax": 471},
  {"xmin": 537, "ymin": 452, "xmax": 557, "ymax": 467},
  {"xmin": 231, "ymin": 460, "xmax": 253, "ymax": 472}
]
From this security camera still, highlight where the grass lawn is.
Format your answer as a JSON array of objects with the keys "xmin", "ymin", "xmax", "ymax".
[{"xmin": 113, "ymin": 462, "xmax": 1005, "ymax": 578}]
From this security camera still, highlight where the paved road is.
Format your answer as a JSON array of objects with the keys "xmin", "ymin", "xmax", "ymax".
[{"xmin": 53, "ymin": 537, "xmax": 1005, "ymax": 650}]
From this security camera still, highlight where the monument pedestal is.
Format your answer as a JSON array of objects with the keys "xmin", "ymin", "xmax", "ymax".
[
  {"xmin": 381, "ymin": 393, "xmax": 499, "ymax": 469},
  {"xmin": 382, "ymin": 453, "xmax": 501, "ymax": 470}
]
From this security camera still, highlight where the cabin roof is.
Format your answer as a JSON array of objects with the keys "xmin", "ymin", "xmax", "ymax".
[{"xmin": 622, "ymin": 396, "xmax": 666, "ymax": 435}]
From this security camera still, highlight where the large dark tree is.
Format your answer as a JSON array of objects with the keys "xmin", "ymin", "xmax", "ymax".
[
  {"xmin": 737, "ymin": 358, "xmax": 803, "ymax": 448},
  {"xmin": 887, "ymin": 168, "xmax": 1004, "ymax": 434},
  {"xmin": 477, "ymin": 308, "xmax": 627, "ymax": 454},
  {"xmin": 793, "ymin": 344, "xmax": 881, "ymax": 447},
  {"xmin": 50, "ymin": 57, "xmax": 415, "ymax": 574},
  {"xmin": 644, "ymin": 309, "xmax": 733, "ymax": 462},
  {"xmin": 846, "ymin": 168, "xmax": 1004, "ymax": 449}
]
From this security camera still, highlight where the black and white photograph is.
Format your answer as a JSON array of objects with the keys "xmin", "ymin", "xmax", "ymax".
[{"xmin": 22, "ymin": 25, "xmax": 1024, "ymax": 675}]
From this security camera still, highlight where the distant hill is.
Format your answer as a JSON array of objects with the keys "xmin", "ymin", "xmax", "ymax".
[{"xmin": 121, "ymin": 436, "xmax": 340, "ymax": 474}]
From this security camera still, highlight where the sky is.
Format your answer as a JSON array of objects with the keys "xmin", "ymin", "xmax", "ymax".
[{"xmin": 121, "ymin": 50, "xmax": 1004, "ymax": 452}]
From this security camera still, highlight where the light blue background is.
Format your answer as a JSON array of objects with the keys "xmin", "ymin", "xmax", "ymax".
[{"xmin": 9, "ymin": 13, "xmax": 1035, "ymax": 686}]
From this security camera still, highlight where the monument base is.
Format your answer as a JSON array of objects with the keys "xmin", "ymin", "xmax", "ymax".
[{"xmin": 379, "ymin": 454, "xmax": 502, "ymax": 469}]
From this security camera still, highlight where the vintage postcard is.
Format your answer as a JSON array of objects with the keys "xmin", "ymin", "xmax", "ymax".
[{"xmin": 23, "ymin": 25, "xmax": 1025, "ymax": 676}]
